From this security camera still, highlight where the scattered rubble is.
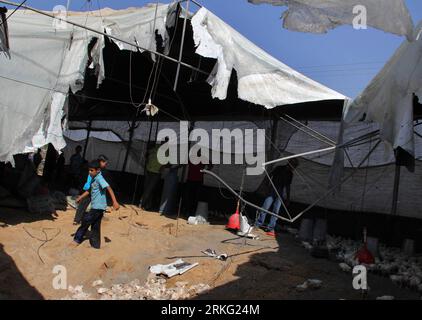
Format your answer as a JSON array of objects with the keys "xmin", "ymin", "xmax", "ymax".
[
  {"xmin": 339, "ymin": 262, "xmax": 352, "ymax": 273},
  {"xmin": 92, "ymin": 279, "xmax": 104, "ymax": 287},
  {"xmin": 376, "ymin": 295, "xmax": 395, "ymax": 300},
  {"xmin": 301, "ymin": 241, "xmax": 313, "ymax": 250},
  {"xmin": 65, "ymin": 285, "xmax": 91, "ymax": 300},
  {"xmin": 97, "ymin": 288, "xmax": 108, "ymax": 294},
  {"xmin": 296, "ymin": 279, "xmax": 322, "ymax": 291},
  {"xmin": 64, "ymin": 275, "xmax": 210, "ymax": 300}
]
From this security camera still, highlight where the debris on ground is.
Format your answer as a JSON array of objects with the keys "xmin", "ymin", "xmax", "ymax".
[
  {"xmin": 376, "ymin": 295, "xmax": 395, "ymax": 300},
  {"xmin": 64, "ymin": 275, "xmax": 210, "ymax": 300},
  {"xmin": 150, "ymin": 259, "xmax": 199, "ymax": 278},
  {"xmin": 187, "ymin": 216, "xmax": 209, "ymax": 225},
  {"xmin": 201, "ymin": 249, "xmax": 228, "ymax": 261},
  {"xmin": 301, "ymin": 241, "xmax": 313, "ymax": 251},
  {"xmin": 296, "ymin": 279, "xmax": 323, "ymax": 291},
  {"xmin": 92, "ymin": 280, "xmax": 103, "ymax": 287},
  {"xmin": 65, "ymin": 285, "xmax": 91, "ymax": 300},
  {"xmin": 339, "ymin": 262, "xmax": 352, "ymax": 273}
]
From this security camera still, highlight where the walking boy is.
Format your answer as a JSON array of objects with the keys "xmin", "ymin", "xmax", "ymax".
[
  {"xmin": 73, "ymin": 160, "xmax": 119, "ymax": 249},
  {"xmin": 73, "ymin": 155, "xmax": 110, "ymax": 225}
]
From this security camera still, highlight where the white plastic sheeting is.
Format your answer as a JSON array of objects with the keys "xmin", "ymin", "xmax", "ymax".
[
  {"xmin": 248, "ymin": 0, "xmax": 414, "ymax": 40},
  {"xmin": 0, "ymin": 4, "xmax": 175, "ymax": 164},
  {"xmin": 64, "ymin": 137, "xmax": 146, "ymax": 175},
  {"xmin": 0, "ymin": 3, "xmax": 346, "ymax": 164},
  {"xmin": 345, "ymin": 22, "xmax": 422, "ymax": 157},
  {"xmin": 63, "ymin": 119, "xmax": 422, "ymax": 218},
  {"xmin": 68, "ymin": 120, "xmax": 269, "ymax": 154},
  {"xmin": 190, "ymin": 7, "xmax": 345, "ymax": 108},
  {"xmin": 63, "ymin": 129, "xmax": 122, "ymax": 142}
]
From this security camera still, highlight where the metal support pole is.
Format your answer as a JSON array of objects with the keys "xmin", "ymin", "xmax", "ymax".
[
  {"xmin": 82, "ymin": 120, "xmax": 92, "ymax": 160},
  {"xmin": 391, "ymin": 163, "xmax": 401, "ymax": 216},
  {"xmin": 122, "ymin": 120, "xmax": 136, "ymax": 172},
  {"xmin": 263, "ymin": 146, "xmax": 336, "ymax": 167},
  {"xmin": 173, "ymin": 0, "xmax": 189, "ymax": 92},
  {"xmin": 270, "ymin": 118, "xmax": 278, "ymax": 164},
  {"xmin": 176, "ymin": 120, "xmax": 194, "ymax": 237}
]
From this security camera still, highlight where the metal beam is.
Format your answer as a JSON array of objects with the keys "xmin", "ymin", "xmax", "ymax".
[
  {"xmin": 82, "ymin": 120, "xmax": 92, "ymax": 160},
  {"xmin": 391, "ymin": 163, "xmax": 401, "ymax": 216},
  {"xmin": 173, "ymin": 0, "xmax": 190, "ymax": 92}
]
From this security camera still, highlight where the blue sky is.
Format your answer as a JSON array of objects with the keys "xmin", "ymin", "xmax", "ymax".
[{"xmin": 4, "ymin": 0, "xmax": 422, "ymax": 98}]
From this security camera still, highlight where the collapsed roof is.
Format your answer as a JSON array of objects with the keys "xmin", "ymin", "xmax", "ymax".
[{"xmin": 0, "ymin": 2, "xmax": 345, "ymax": 164}]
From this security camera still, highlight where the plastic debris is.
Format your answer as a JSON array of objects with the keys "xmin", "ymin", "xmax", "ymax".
[
  {"xmin": 339, "ymin": 263, "xmax": 352, "ymax": 273},
  {"xmin": 201, "ymin": 249, "xmax": 228, "ymax": 261},
  {"xmin": 188, "ymin": 216, "xmax": 209, "ymax": 225},
  {"xmin": 296, "ymin": 279, "xmax": 322, "ymax": 291},
  {"xmin": 376, "ymin": 296, "xmax": 395, "ymax": 300},
  {"xmin": 149, "ymin": 259, "xmax": 199, "ymax": 278},
  {"xmin": 92, "ymin": 280, "xmax": 104, "ymax": 287},
  {"xmin": 97, "ymin": 288, "xmax": 108, "ymax": 294}
]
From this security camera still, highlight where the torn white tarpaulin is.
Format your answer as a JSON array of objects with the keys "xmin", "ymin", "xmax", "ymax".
[
  {"xmin": 248, "ymin": 0, "xmax": 414, "ymax": 40},
  {"xmin": 0, "ymin": 4, "xmax": 176, "ymax": 163},
  {"xmin": 191, "ymin": 7, "xmax": 345, "ymax": 108},
  {"xmin": 344, "ymin": 22, "xmax": 422, "ymax": 157}
]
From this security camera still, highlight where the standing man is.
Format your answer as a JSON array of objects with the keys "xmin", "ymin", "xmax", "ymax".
[
  {"xmin": 69, "ymin": 145, "xmax": 84, "ymax": 188},
  {"xmin": 139, "ymin": 143, "xmax": 163, "ymax": 211},
  {"xmin": 159, "ymin": 163, "xmax": 182, "ymax": 216},
  {"xmin": 182, "ymin": 152, "xmax": 213, "ymax": 217},
  {"xmin": 255, "ymin": 159, "xmax": 299, "ymax": 236}
]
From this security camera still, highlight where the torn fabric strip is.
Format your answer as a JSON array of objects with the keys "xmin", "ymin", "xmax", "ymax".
[{"xmin": 248, "ymin": 0, "xmax": 414, "ymax": 40}]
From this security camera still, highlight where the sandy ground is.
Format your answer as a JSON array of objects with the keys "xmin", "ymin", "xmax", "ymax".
[{"xmin": 0, "ymin": 205, "xmax": 420, "ymax": 300}]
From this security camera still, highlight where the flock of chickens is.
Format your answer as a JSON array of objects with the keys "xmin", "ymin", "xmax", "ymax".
[{"xmin": 286, "ymin": 227, "xmax": 422, "ymax": 296}]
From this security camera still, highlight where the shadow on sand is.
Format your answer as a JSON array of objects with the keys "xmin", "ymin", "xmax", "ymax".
[{"xmin": 0, "ymin": 243, "xmax": 43, "ymax": 299}]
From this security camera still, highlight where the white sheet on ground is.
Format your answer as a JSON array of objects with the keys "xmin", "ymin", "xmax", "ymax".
[{"xmin": 248, "ymin": 0, "xmax": 414, "ymax": 40}]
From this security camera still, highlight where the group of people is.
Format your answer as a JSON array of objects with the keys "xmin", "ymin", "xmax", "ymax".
[
  {"xmin": 64, "ymin": 142, "xmax": 298, "ymax": 249},
  {"xmin": 139, "ymin": 142, "xmax": 213, "ymax": 217}
]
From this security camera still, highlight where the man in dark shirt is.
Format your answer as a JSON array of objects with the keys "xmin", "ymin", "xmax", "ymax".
[{"xmin": 255, "ymin": 158, "xmax": 299, "ymax": 236}]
